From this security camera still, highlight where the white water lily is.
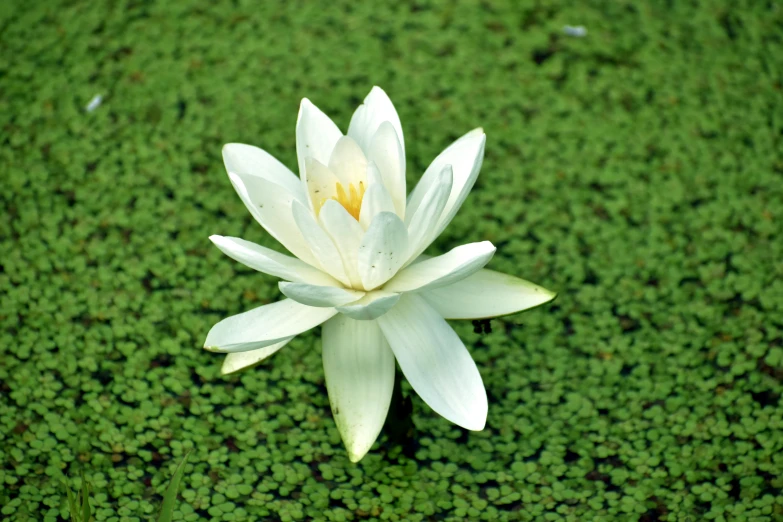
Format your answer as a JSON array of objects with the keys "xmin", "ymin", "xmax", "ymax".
[{"xmin": 205, "ymin": 87, "xmax": 555, "ymax": 462}]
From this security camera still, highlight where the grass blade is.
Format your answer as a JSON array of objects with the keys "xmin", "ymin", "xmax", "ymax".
[
  {"xmin": 63, "ymin": 480, "xmax": 80, "ymax": 522},
  {"xmin": 157, "ymin": 450, "xmax": 191, "ymax": 522},
  {"xmin": 80, "ymin": 470, "xmax": 91, "ymax": 522}
]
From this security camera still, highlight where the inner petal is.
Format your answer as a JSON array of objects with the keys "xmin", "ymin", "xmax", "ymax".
[
  {"xmin": 314, "ymin": 136, "xmax": 371, "ymax": 222},
  {"xmin": 305, "ymin": 161, "xmax": 367, "ymax": 221},
  {"xmin": 329, "ymin": 136, "xmax": 368, "ymax": 186},
  {"xmin": 305, "ymin": 158, "xmax": 342, "ymax": 216}
]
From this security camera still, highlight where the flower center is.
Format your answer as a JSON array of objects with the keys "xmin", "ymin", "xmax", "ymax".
[{"xmin": 332, "ymin": 181, "xmax": 365, "ymax": 220}]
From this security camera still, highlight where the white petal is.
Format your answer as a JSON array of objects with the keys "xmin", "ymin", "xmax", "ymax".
[
  {"xmin": 222, "ymin": 144, "xmax": 306, "ymax": 203},
  {"xmin": 279, "ymin": 281, "xmax": 364, "ymax": 307},
  {"xmin": 377, "ymin": 294, "xmax": 487, "ymax": 430},
  {"xmin": 322, "ymin": 315, "xmax": 395, "ymax": 462},
  {"xmin": 348, "ymin": 86, "xmax": 405, "ymax": 158},
  {"xmin": 336, "ymin": 291, "xmax": 400, "ymax": 321},
  {"xmin": 367, "ymin": 122, "xmax": 406, "ymax": 219},
  {"xmin": 304, "ymin": 158, "xmax": 341, "ymax": 216},
  {"xmin": 365, "ymin": 160, "xmax": 384, "ymax": 187},
  {"xmin": 228, "ymin": 173, "xmax": 319, "ymax": 267},
  {"xmin": 421, "ymin": 268, "xmax": 557, "ymax": 319},
  {"xmin": 292, "ymin": 201, "xmax": 351, "ymax": 286},
  {"xmin": 358, "ymin": 182, "xmax": 396, "ymax": 230},
  {"xmin": 319, "ymin": 200, "xmax": 364, "ymax": 289},
  {"xmin": 328, "ymin": 136, "xmax": 368, "ymax": 186},
  {"xmin": 404, "ymin": 165, "xmax": 453, "ymax": 263},
  {"xmin": 209, "ymin": 235, "xmax": 338, "ymax": 286},
  {"xmin": 384, "ymin": 241, "xmax": 496, "ymax": 293},
  {"xmin": 407, "ymin": 129, "xmax": 485, "ymax": 239},
  {"xmin": 221, "ymin": 337, "xmax": 293, "ymax": 375},
  {"xmin": 296, "ymin": 98, "xmax": 343, "ymax": 177},
  {"xmin": 204, "ymin": 299, "xmax": 336, "ymax": 353},
  {"xmin": 357, "ymin": 212, "xmax": 408, "ymax": 290}
]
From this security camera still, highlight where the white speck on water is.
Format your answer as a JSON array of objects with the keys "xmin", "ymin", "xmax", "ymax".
[
  {"xmin": 85, "ymin": 94, "xmax": 103, "ymax": 112},
  {"xmin": 563, "ymin": 25, "xmax": 588, "ymax": 37}
]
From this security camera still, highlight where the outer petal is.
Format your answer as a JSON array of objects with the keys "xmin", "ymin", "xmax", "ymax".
[
  {"xmin": 297, "ymin": 98, "xmax": 343, "ymax": 206},
  {"xmin": 222, "ymin": 143, "xmax": 306, "ymax": 203},
  {"xmin": 347, "ymin": 86, "xmax": 405, "ymax": 158},
  {"xmin": 404, "ymin": 165, "xmax": 453, "ymax": 264},
  {"xmin": 296, "ymin": 98, "xmax": 343, "ymax": 171},
  {"xmin": 319, "ymin": 200, "xmax": 364, "ymax": 289},
  {"xmin": 377, "ymin": 294, "xmax": 487, "ymax": 431},
  {"xmin": 221, "ymin": 337, "xmax": 293, "ymax": 375},
  {"xmin": 406, "ymin": 129, "xmax": 485, "ymax": 240},
  {"xmin": 420, "ymin": 269, "xmax": 557, "ymax": 319},
  {"xmin": 279, "ymin": 282, "xmax": 365, "ymax": 307},
  {"xmin": 292, "ymin": 201, "xmax": 351, "ymax": 286},
  {"xmin": 367, "ymin": 122, "xmax": 406, "ymax": 219},
  {"xmin": 336, "ymin": 291, "xmax": 400, "ymax": 321},
  {"xmin": 384, "ymin": 241, "xmax": 496, "ymax": 293},
  {"xmin": 228, "ymin": 173, "xmax": 319, "ymax": 267},
  {"xmin": 209, "ymin": 235, "xmax": 338, "ymax": 286},
  {"xmin": 322, "ymin": 315, "xmax": 395, "ymax": 462},
  {"xmin": 204, "ymin": 299, "xmax": 337, "ymax": 353},
  {"xmin": 358, "ymin": 212, "xmax": 408, "ymax": 290}
]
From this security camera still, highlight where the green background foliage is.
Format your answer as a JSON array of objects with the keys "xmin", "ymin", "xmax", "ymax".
[{"xmin": 2, "ymin": 0, "xmax": 782, "ymax": 520}]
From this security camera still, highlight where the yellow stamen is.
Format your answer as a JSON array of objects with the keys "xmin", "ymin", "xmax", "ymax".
[{"xmin": 331, "ymin": 181, "xmax": 365, "ymax": 220}]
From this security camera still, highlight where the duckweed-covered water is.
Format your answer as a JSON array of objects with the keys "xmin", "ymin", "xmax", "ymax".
[{"xmin": 1, "ymin": 0, "xmax": 782, "ymax": 520}]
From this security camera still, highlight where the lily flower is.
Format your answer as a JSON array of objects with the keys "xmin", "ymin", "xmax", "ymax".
[{"xmin": 205, "ymin": 87, "xmax": 556, "ymax": 462}]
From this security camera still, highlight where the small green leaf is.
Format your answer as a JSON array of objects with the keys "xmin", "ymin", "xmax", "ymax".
[{"xmin": 158, "ymin": 450, "xmax": 191, "ymax": 522}]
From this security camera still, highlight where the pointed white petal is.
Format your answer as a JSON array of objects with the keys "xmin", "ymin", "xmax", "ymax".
[
  {"xmin": 407, "ymin": 129, "xmax": 485, "ymax": 239},
  {"xmin": 279, "ymin": 282, "xmax": 364, "ymax": 307},
  {"xmin": 322, "ymin": 315, "xmax": 395, "ymax": 462},
  {"xmin": 434, "ymin": 130, "xmax": 485, "ymax": 231},
  {"xmin": 319, "ymin": 200, "xmax": 364, "ymax": 289},
  {"xmin": 421, "ymin": 269, "xmax": 557, "ymax": 319},
  {"xmin": 358, "ymin": 182, "xmax": 396, "ymax": 230},
  {"xmin": 367, "ymin": 122, "xmax": 406, "ymax": 219},
  {"xmin": 209, "ymin": 235, "xmax": 338, "ymax": 286},
  {"xmin": 292, "ymin": 201, "xmax": 351, "ymax": 286},
  {"xmin": 348, "ymin": 86, "xmax": 405, "ymax": 158},
  {"xmin": 377, "ymin": 294, "xmax": 487, "ymax": 430},
  {"xmin": 228, "ymin": 173, "xmax": 318, "ymax": 267},
  {"xmin": 296, "ymin": 98, "xmax": 343, "ymax": 174},
  {"xmin": 404, "ymin": 165, "xmax": 453, "ymax": 263},
  {"xmin": 222, "ymin": 143, "xmax": 306, "ymax": 203},
  {"xmin": 384, "ymin": 241, "xmax": 496, "ymax": 293},
  {"xmin": 304, "ymin": 158, "xmax": 341, "ymax": 215},
  {"xmin": 357, "ymin": 212, "xmax": 408, "ymax": 290},
  {"xmin": 336, "ymin": 291, "xmax": 400, "ymax": 321},
  {"xmin": 328, "ymin": 136, "xmax": 368, "ymax": 186},
  {"xmin": 221, "ymin": 337, "xmax": 293, "ymax": 375},
  {"xmin": 406, "ymin": 128, "xmax": 485, "ymax": 216},
  {"xmin": 204, "ymin": 299, "xmax": 336, "ymax": 353}
]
